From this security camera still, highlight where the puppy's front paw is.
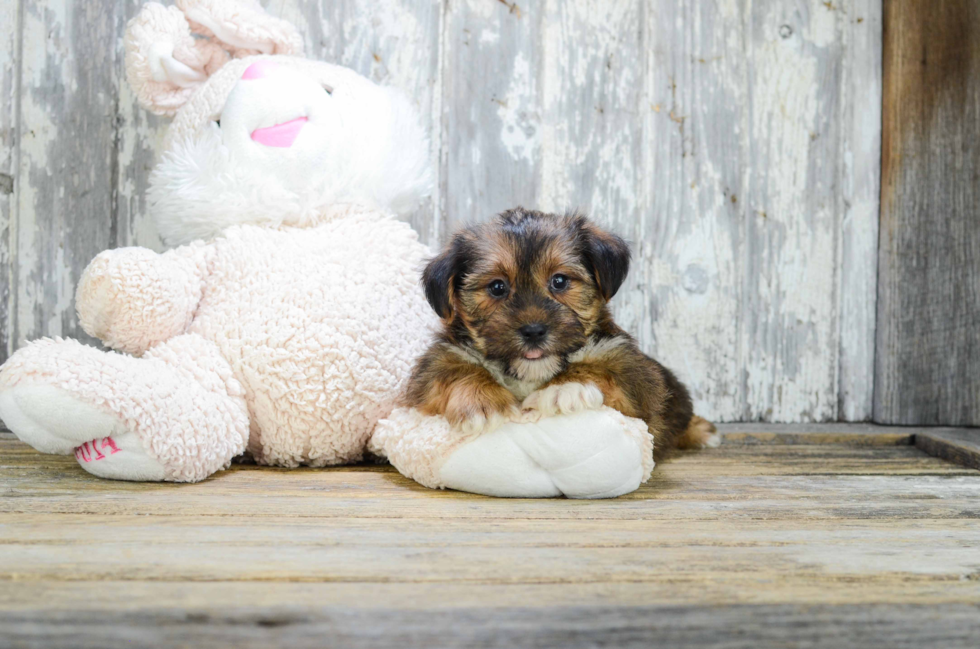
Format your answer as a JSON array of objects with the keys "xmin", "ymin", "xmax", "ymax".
[
  {"xmin": 455, "ymin": 410, "xmax": 511, "ymax": 435},
  {"xmin": 522, "ymin": 382, "xmax": 604, "ymax": 417},
  {"xmin": 444, "ymin": 394, "xmax": 519, "ymax": 435}
]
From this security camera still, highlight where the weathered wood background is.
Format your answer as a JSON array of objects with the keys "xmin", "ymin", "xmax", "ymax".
[
  {"xmin": 2, "ymin": 0, "xmax": 953, "ymax": 426},
  {"xmin": 875, "ymin": 0, "xmax": 980, "ymax": 427}
]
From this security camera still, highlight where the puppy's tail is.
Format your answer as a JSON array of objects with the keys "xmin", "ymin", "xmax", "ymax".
[{"xmin": 675, "ymin": 415, "xmax": 721, "ymax": 450}]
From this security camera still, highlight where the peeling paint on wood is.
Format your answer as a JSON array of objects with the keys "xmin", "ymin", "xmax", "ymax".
[
  {"xmin": 112, "ymin": 0, "xmax": 168, "ymax": 252},
  {"xmin": 837, "ymin": 0, "xmax": 881, "ymax": 422},
  {"xmin": 0, "ymin": 1, "xmax": 888, "ymax": 423},
  {"xmin": 0, "ymin": 0, "xmax": 18, "ymax": 365},
  {"xmin": 640, "ymin": 0, "xmax": 746, "ymax": 422},
  {"xmin": 14, "ymin": 0, "xmax": 118, "ymax": 353},
  {"xmin": 737, "ymin": 0, "xmax": 844, "ymax": 423},
  {"xmin": 441, "ymin": 0, "xmax": 544, "ymax": 239}
]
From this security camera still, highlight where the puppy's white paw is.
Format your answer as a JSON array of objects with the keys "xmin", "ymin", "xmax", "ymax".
[
  {"xmin": 522, "ymin": 382, "xmax": 604, "ymax": 417},
  {"xmin": 455, "ymin": 409, "xmax": 514, "ymax": 435}
]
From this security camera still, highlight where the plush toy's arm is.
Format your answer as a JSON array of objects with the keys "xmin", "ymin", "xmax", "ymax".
[
  {"xmin": 371, "ymin": 407, "xmax": 655, "ymax": 499},
  {"xmin": 76, "ymin": 242, "xmax": 212, "ymax": 356}
]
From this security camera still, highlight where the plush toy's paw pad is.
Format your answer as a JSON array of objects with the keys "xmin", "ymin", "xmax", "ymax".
[
  {"xmin": 677, "ymin": 415, "xmax": 721, "ymax": 449},
  {"xmin": 522, "ymin": 382, "xmax": 603, "ymax": 417},
  {"xmin": 74, "ymin": 432, "xmax": 167, "ymax": 482},
  {"xmin": 0, "ymin": 384, "xmax": 126, "ymax": 455},
  {"xmin": 435, "ymin": 408, "xmax": 653, "ymax": 499}
]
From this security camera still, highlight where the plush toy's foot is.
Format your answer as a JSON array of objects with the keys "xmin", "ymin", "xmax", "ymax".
[
  {"xmin": 371, "ymin": 407, "xmax": 654, "ymax": 499},
  {"xmin": 0, "ymin": 335, "xmax": 249, "ymax": 482},
  {"xmin": 0, "ymin": 383, "xmax": 167, "ymax": 481},
  {"xmin": 73, "ymin": 431, "xmax": 168, "ymax": 481}
]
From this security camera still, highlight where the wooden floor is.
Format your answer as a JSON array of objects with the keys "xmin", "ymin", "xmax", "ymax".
[{"xmin": 2, "ymin": 427, "xmax": 980, "ymax": 648}]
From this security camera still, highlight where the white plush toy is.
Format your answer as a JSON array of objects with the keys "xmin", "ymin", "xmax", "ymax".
[{"xmin": 0, "ymin": 0, "xmax": 654, "ymax": 498}]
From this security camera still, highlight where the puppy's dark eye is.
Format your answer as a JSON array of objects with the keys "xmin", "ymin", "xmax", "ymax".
[
  {"xmin": 550, "ymin": 274, "xmax": 569, "ymax": 291},
  {"xmin": 487, "ymin": 279, "xmax": 509, "ymax": 298}
]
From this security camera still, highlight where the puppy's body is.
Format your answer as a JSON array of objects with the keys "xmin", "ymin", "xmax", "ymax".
[{"xmin": 404, "ymin": 208, "xmax": 716, "ymax": 461}]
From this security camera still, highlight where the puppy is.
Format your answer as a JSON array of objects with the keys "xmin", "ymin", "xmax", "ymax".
[{"xmin": 404, "ymin": 208, "xmax": 718, "ymax": 461}]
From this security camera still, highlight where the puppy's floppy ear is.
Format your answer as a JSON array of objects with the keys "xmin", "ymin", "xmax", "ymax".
[
  {"xmin": 422, "ymin": 233, "xmax": 470, "ymax": 319},
  {"xmin": 579, "ymin": 219, "xmax": 631, "ymax": 301}
]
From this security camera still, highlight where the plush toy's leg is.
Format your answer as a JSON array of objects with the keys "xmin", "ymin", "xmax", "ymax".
[
  {"xmin": 371, "ymin": 407, "xmax": 655, "ymax": 499},
  {"xmin": 0, "ymin": 384, "xmax": 168, "ymax": 481},
  {"xmin": 0, "ymin": 335, "xmax": 249, "ymax": 482}
]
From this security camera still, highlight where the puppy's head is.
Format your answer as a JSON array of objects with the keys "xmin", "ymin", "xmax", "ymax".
[{"xmin": 423, "ymin": 208, "xmax": 630, "ymax": 382}]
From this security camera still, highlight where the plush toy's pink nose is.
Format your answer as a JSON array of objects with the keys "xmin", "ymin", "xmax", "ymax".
[{"xmin": 242, "ymin": 60, "xmax": 278, "ymax": 80}]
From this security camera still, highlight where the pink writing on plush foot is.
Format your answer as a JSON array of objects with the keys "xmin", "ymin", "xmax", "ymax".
[{"xmin": 75, "ymin": 437, "xmax": 121, "ymax": 463}]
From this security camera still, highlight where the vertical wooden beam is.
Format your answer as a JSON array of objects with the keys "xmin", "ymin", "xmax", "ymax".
[
  {"xmin": 837, "ymin": 0, "xmax": 882, "ymax": 422},
  {"xmin": 738, "ymin": 0, "xmax": 847, "ymax": 422},
  {"xmin": 876, "ymin": 0, "xmax": 980, "ymax": 425},
  {"xmin": 0, "ymin": 0, "xmax": 19, "ymax": 365},
  {"xmin": 14, "ymin": 0, "xmax": 119, "ymax": 351},
  {"xmin": 640, "ymin": 0, "xmax": 746, "ymax": 420},
  {"xmin": 639, "ymin": 0, "xmax": 874, "ymax": 423},
  {"xmin": 441, "ymin": 0, "xmax": 543, "ymax": 234}
]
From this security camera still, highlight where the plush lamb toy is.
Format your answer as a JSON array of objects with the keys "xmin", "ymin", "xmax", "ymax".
[{"xmin": 0, "ymin": 0, "xmax": 654, "ymax": 498}]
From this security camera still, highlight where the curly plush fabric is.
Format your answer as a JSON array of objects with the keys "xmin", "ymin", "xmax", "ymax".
[
  {"xmin": 178, "ymin": 208, "xmax": 438, "ymax": 467},
  {"xmin": 125, "ymin": 0, "xmax": 303, "ymax": 116},
  {"xmin": 125, "ymin": 2, "xmax": 230, "ymax": 116},
  {"xmin": 0, "ymin": 335, "xmax": 248, "ymax": 482},
  {"xmin": 76, "ymin": 243, "xmax": 210, "ymax": 355},
  {"xmin": 177, "ymin": 0, "xmax": 304, "ymax": 57}
]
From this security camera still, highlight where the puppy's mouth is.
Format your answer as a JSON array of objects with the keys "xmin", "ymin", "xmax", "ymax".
[{"xmin": 523, "ymin": 349, "xmax": 545, "ymax": 360}]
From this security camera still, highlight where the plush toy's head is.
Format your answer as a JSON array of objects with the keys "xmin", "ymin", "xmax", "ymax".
[{"xmin": 126, "ymin": 0, "xmax": 432, "ymax": 246}]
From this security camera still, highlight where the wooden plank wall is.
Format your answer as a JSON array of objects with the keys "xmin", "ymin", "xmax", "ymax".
[
  {"xmin": 0, "ymin": 1, "xmax": 886, "ymax": 424},
  {"xmin": 875, "ymin": 0, "xmax": 980, "ymax": 427},
  {"xmin": 1, "ymin": 0, "xmax": 18, "ymax": 369}
]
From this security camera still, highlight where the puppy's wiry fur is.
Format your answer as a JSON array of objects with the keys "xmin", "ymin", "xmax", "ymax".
[{"xmin": 404, "ymin": 208, "xmax": 717, "ymax": 460}]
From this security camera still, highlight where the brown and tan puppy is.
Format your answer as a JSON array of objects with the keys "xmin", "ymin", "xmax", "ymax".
[{"xmin": 404, "ymin": 208, "xmax": 717, "ymax": 461}]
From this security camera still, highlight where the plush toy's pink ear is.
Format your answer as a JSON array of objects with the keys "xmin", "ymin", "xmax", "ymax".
[
  {"xmin": 175, "ymin": 0, "xmax": 304, "ymax": 58},
  {"xmin": 125, "ymin": 3, "xmax": 229, "ymax": 116}
]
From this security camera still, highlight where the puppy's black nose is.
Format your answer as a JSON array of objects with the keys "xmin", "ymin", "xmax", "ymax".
[{"xmin": 519, "ymin": 323, "xmax": 548, "ymax": 343}]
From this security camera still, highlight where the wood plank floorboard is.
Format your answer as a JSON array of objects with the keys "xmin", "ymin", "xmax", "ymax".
[
  {"xmin": 1, "ymin": 431, "xmax": 979, "ymax": 647},
  {"xmin": 916, "ymin": 428, "xmax": 980, "ymax": 471}
]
